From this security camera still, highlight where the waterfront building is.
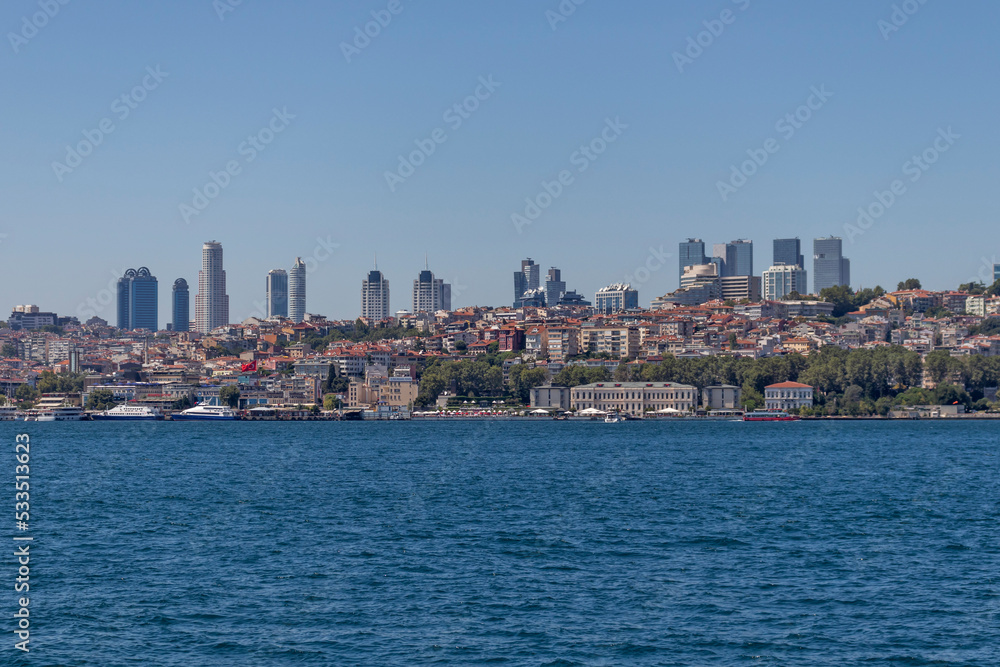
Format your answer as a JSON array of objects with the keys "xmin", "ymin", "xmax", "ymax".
[
  {"xmin": 594, "ymin": 283, "xmax": 639, "ymax": 314},
  {"xmin": 361, "ymin": 263, "xmax": 391, "ymax": 320},
  {"xmin": 773, "ymin": 238, "xmax": 804, "ymax": 269},
  {"xmin": 813, "ymin": 237, "xmax": 850, "ymax": 293},
  {"xmin": 702, "ymin": 385, "xmax": 742, "ymax": 410},
  {"xmin": 172, "ymin": 279, "xmax": 190, "ymax": 332},
  {"xmin": 764, "ymin": 381, "xmax": 814, "ymax": 411},
  {"xmin": 289, "ymin": 257, "xmax": 306, "ymax": 323},
  {"xmin": 763, "ymin": 263, "xmax": 808, "ymax": 301},
  {"xmin": 678, "ymin": 239, "xmax": 707, "ymax": 283},
  {"xmin": 266, "ymin": 269, "xmax": 288, "ymax": 319},
  {"xmin": 195, "ymin": 240, "xmax": 229, "ymax": 333},
  {"xmin": 530, "ymin": 385, "xmax": 571, "ymax": 411},
  {"xmin": 570, "ymin": 381, "xmax": 698, "ymax": 417}
]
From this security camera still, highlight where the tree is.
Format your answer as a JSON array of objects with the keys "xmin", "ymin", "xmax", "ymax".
[
  {"xmin": 1, "ymin": 343, "xmax": 17, "ymax": 358},
  {"xmin": 219, "ymin": 386, "xmax": 241, "ymax": 408},
  {"xmin": 85, "ymin": 389, "xmax": 119, "ymax": 411},
  {"xmin": 171, "ymin": 395, "xmax": 194, "ymax": 410},
  {"xmin": 897, "ymin": 278, "xmax": 922, "ymax": 291},
  {"xmin": 510, "ymin": 366, "xmax": 547, "ymax": 403},
  {"xmin": 728, "ymin": 332, "xmax": 738, "ymax": 350},
  {"xmin": 323, "ymin": 394, "xmax": 341, "ymax": 410},
  {"xmin": 455, "ymin": 340, "xmax": 468, "ymax": 352},
  {"xmin": 14, "ymin": 384, "xmax": 38, "ymax": 403},
  {"xmin": 959, "ymin": 281, "xmax": 986, "ymax": 295},
  {"xmin": 819, "ymin": 285, "xmax": 857, "ymax": 317},
  {"xmin": 487, "ymin": 341, "xmax": 499, "ymax": 354}
]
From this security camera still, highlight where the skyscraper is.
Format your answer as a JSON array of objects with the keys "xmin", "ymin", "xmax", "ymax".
[
  {"xmin": 514, "ymin": 258, "xmax": 540, "ymax": 306},
  {"xmin": 195, "ymin": 241, "xmax": 229, "ymax": 333},
  {"xmin": 129, "ymin": 267, "xmax": 158, "ymax": 331},
  {"xmin": 679, "ymin": 239, "xmax": 707, "ymax": 282},
  {"xmin": 288, "ymin": 257, "xmax": 306, "ymax": 323},
  {"xmin": 266, "ymin": 269, "xmax": 288, "ymax": 319},
  {"xmin": 545, "ymin": 267, "xmax": 566, "ymax": 307},
  {"xmin": 361, "ymin": 259, "xmax": 390, "ymax": 320},
  {"xmin": 117, "ymin": 269, "xmax": 134, "ymax": 329},
  {"xmin": 773, "ymin": 238, "xmax": 804, "ymax": 269},
  {"xmin": 813, "ymin": 237, "xmax": 851, "ymax": 293},
  {"xmin": 172, "ymin": 279, "xmax": 190, "ymax": 332},
  {"xmin": 762, "ymin": 263, "xmax": 808, "ymax": 301},
  {"xmin": 116, "ymin": 268, "xmax": 158, "ymax": 330},
  {"xmin": 714, "ymin": 240, "xmax": 753, "ymax": 277},
  {"xmin": 412, "ymin": 263, "xmax": 449, "ymax": 313}
]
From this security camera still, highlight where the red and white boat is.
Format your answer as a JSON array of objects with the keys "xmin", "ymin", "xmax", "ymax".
[{"xmin": 743, "ymin": 410, "xmax": 799, "ymax": 422}]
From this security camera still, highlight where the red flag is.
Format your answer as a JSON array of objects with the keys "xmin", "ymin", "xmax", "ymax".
[
  {"xmin": 241, "ymin": 360, "xmax": 257, "ymax": 372},
  {"xmin": 952, "ymin": 400, "xmax": 959, "ymax": 405}
]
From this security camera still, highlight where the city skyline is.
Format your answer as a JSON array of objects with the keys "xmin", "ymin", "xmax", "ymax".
[{"xmin": 4, "ymin": 3, "xmax": 997, "ymax": 323}]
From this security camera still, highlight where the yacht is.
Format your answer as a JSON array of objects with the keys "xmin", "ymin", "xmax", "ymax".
[
  {"xmin": 604, "ymin": 413, "xmax": 622, "ymax": 423},
  {"xmin": 0, "ymin": 406, "xmax": 24, "ymax": 421},
  {"xmin": 92, "ymin": 404, "xmax": 164, "ymax": 421},
  {"xmin": 743, "ymin": 410, "xmax": 799, "ymax": 422},
  {"xmin": 172, "ymin": 404, "xmax": 239, "ymax": 421},
  {"xmin": 50, "ymin": 406, "xmax": 85, "ymax": 421}
]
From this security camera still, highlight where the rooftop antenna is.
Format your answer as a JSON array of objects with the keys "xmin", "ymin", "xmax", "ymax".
[
  {"xmin": 425, "ymin": 253, "xmax": 429, "ymax": 270},
  {"xmin": 374, "ymin": 252, "xmax": 378, "ymax": 270}
]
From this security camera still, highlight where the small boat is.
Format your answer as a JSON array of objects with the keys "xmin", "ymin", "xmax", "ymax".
[
  {"xmin": 35, "ymin": 412, "xmax": 56, "ymax": 422},
  {"xmin": 172, "ymin": 404, "xmax": 239, "ymax": 421},
  {"xmin": 92, "ymin": 404, "xmax": 164, "ymax": 421},
  {"xmin": 743, "ymin": 410, "xmax": 799, "ymax": 422},
  {"xmin": 604, "ymin": 413, "xmax": 622, "ymax": 423}
]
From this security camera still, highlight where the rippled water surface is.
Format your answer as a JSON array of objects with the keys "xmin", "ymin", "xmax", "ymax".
[{"xmin": 8, "ymin": 420, "xmax": 1000, "ymax": 665}]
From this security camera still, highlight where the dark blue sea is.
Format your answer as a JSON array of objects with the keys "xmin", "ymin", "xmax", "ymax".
[{"xmin": 5, "ymin": 420, "xmax": 1000, "ymax": 665}]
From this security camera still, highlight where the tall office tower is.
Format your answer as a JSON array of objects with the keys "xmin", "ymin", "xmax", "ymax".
[
  {"xmin": 172, "ymin": 279, "xmax": 190, "ymax": 332},
  {"xmin": 813, "ymin": 236, "xmax": 850, "ymax": 293},
  {"xmin": 762, "ymin": 263, "xmax": 808, "ymax": 300},
  {"xmin": 513, "ymin": 258, "xmax": 540, "ymax": 306},
  {"xmin": 545, "ymin": 267, "xmax": 566, "ymax": 307},
  {"xmin": 773, "ymin": 238, "xmax": 804, "ymax": 268},
  {"xmin": 714, "ymin": 239, "xmax": 753, "ymax": 277},
  {"xmin": 195, "ymin": 240, "xmax": 230, "ymax": 333},
  {"xmin": 116, "ymin": 269, "xmax": 135, "ymax": 329},
  {"xmin": 129, "ymin": 267, "xmax": 159, "ymax": 331},
  {"xmin": 361, "ymin": 261, "xmax": 390, "ymax": 320},
  {"xmin": 412, "ymin": 264, "xmax": 449, "ymax": 313},
  {"xmin": 265, "ymin": 269, "xmax": 288, "ymax": 319},
  {"xmin": 712, "ymin": 243, "xmax": 729, "ymax": 276},
  {"xmin": 678, "ymin": 239, "xmax": 707, "ymax": 282},
  {"xmin": 288, "ymin": 257, "xmax": 306, "ymax": 323}
]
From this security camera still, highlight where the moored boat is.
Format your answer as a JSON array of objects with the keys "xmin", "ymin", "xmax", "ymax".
[
  {"xmin": 172, "ymin": 404, "xmax": 239, "ymax": 421},
  {"xmin": 92, "ymin": 404, "xmax": 164, "ymax": 421},
  {"xmin": 743, "ymin": 410, "xmax": 799, "ymax": 422}
]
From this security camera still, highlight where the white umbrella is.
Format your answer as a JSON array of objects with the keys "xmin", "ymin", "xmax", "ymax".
[
  {"xmin": 578, "ymin": 408, "xmax": 608, "ymax": 416},
  {"xmin": 531, "ymin": 408, "xmax": 550, "ymax": 414},
  {"xmin": 656, "ymin": 407, "xmax": 680, "ymax": 413}
]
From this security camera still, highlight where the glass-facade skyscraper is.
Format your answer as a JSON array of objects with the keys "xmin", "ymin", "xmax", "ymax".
[
  {"xmin": 813, "ymin": 236, "xmax": 850, "ymax": 293},
  {"xmin": 172, "ymin": 279, "xmax": 190, "ymax": 332},
  {"xmin": 266, "ymin": 269, "xmax": 288, "ymax": 319},
  {"xmin": 545, "ymin": 267, "xmax": 566, "ymax": 307},
  {"xmin": 514, "ymin": 258, "xmax": 540, "ymax": 306},
  {"xmin": 289, "ymin": 258, "xmax": 306, "ymax": 323},
  {"xmin": 116, "ymin": 267, "xmax": 158, "ymax": 330},
  {"xmin": 713, "ymin": 240, "xmax": 753, "ymax": 277},
  {"xmin": 678, "ymin": 239, "xmax": 707, "ymax": 282},
  {"xmin": 773, "ymin": 238, "xmax": 804, "ymax": 268},
  {"xmin": 195, "ymin": 241, "xmax": 229, "ymax": 333}
]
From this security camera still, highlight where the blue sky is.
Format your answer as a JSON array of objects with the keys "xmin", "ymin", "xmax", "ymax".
[{"xmin": 2, "ymin": 0, "xmax": 998, "ymax": 324}]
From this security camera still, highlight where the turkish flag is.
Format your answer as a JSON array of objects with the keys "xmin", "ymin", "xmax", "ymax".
[{"xmin": 241, "ymin": 360, "xmax": 257, "ymax": 372}]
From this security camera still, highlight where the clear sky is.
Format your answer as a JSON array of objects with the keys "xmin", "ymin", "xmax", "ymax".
[{"xmin": 2, "ymin": 0, "xmax": 998, "ymax": 324}]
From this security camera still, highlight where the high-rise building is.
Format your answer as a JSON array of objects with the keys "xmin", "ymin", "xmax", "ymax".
[
  {"xmin": 514, "ymin": 258, "xmax": 540, "ymax": 306},
  {"xmin": 813, "ymin": 237, "xmax": 850, "ymax": 293},
  {"xmin": 116, "ymin": 268, "xmax": 158, "ymax": 330},
  {"xmin": 116, "ymin": 269, "xmax": 134, "ymax": 329},
  {"xmin": 594, "ymin": 283, "xmax": 639, "ymax": 314},
  {"xmin": 195, "ymin": 241, "xmax": 229, "ymax": 333},
  {"xmin": 412, "ymin": 264, "xmax": 450, "ymax": 313},
  {"xmin": 714, "ymin": 240, "xmax": 753, "ymax": 277},
  {"xmin": 129, "ymin": 267, "xmax": 158, "ymax": 331},
  {"xmin": 288, "ymin": 257, "xmax": 306, "ymax": 323},
  {"xmin": 172, "ymin": 279, "xmax": 190, "ymax": 332},
  {"xmin": 266, "ymin": 269, "xmax": 288, "ymax": 319},
  {"xmin": 544, "ymin": 267, "xmax": 566, "ymax": 307},
  {"xmin": 679, "ymin": 239, "xmax": 707, "ymax": 282},
  {"xmin": 361, "ymin": 261, "xmax": 390, "ymax": 320},
  {"xmin": 762, "ymin": 263, "xmax": 808, "ymax": 300},
  {"xmin": 773, "ymin": 238, "xmax": 804, "ymax": 269}
]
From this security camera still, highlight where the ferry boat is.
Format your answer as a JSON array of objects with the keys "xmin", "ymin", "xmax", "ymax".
[
  {"xmin": 172, "ymin": 404, "xmax": 239, "ymax": 421},
  {"xmin": 0, "ymin": 406, "xmax": 24, "ymax": 421},
  {"xmin": 92, "ymin": 404, "xmax": 164, "ymax": 421},
  {"xmin": 51, "ymin": 406, "xmax": 85, "ymax": 421},
  {"xmin": 743, "ymin": 410, "xmax": 799, "ymax": 422}
]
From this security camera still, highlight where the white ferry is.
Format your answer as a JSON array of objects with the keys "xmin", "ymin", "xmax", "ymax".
[
  {"xmin": 29, "ymin": 406, "xmax": 84, "ymax": 422},
  {"xmin": 172, "ymin": 404, "xmax": 239, "ymax": 421},
  {"xmin": 0, "ymin": 406, "xmax": 25, "ymax": 421},
  {"xmin": 92, "ymin": 404, "xmax": 164, "ymax": 421}
]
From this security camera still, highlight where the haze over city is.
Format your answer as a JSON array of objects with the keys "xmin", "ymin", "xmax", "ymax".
[{"xmin": 3, "ymin": 0, "xmax": 998, "ymax": 324}]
